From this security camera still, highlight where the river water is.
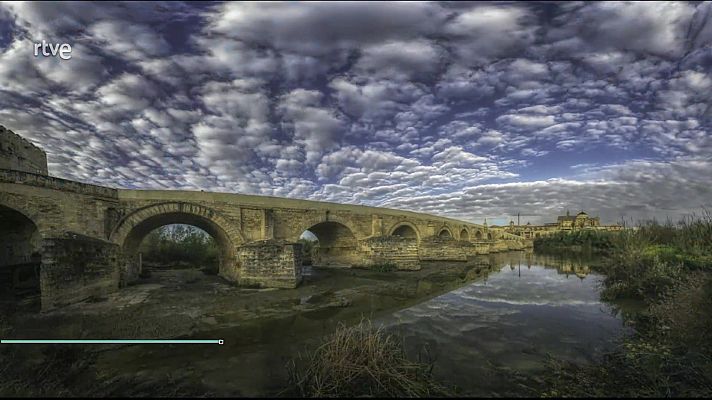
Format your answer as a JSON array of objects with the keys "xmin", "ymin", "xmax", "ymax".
[
  {"xmin": 96, "ymin": 251, "xmax": 628, "ymax": 396},
  {"xmin": 377, "ymin": 251, "xmax": 629, "ymax": 396},
  {"xmin": 5, "ymin": 250, "xmax": 629, "ymax": 397}
]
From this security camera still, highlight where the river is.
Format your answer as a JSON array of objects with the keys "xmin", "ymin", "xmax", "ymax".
[{"xmin": 377, "ymin": 251, "xmax": 629, "ymax": 396}]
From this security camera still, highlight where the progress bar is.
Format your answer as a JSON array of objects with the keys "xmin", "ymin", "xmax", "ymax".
[{"xmin": 1, "ymin": 339, "xmax": 224, "ymax": 344}]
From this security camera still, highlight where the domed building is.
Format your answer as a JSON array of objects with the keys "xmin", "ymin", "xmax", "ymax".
[
  {"xmin": 502, "ymin": 209, "xmax": 622, "ymax": 239},
  {"xmin": 555, "ymin": 210, "xmax": 600, "ymax": 230}
]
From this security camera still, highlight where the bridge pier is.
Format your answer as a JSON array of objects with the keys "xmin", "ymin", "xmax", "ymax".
[
  {"xmin": 358, "ymin": 236, "xmax": 420, "ymax": 270},
  {"xmin": 236, "ymin": 240, "xmax": 303, "ymax": 288},
  {"xmin": 40, "ymin": 233, "xmax": 120, "ymax": 311}
]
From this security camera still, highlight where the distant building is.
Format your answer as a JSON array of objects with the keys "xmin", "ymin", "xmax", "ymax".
[
  {"xmin": 493, "ymin": 210, "xmax": 623, "ymax": 239},
  {"xmin": 555, "ymin": 210, "xmax": 600, "ymax": 230}
]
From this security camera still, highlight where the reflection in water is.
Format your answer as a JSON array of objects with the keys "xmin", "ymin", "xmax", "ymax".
[
  {"xmin": 377, "ymin": 251, "xmax": 625, "ymax": 397},
  {"xmin": 493, "ymin": 250, "xmax": 594, "ymax": 280}
]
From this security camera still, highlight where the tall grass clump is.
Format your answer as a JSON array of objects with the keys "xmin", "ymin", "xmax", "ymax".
[{"xmin": 283, "ymin": 319, "xmax": 451, "ymax": 397}]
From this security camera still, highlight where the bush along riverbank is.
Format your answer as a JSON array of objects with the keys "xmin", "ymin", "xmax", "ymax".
[
  {"xmin": 541, "ymin": 214, "xmax": 712, "ymax": 397},
  {"xmin": 533, "ymin": 229, "xmax": 619, "ymax": 254},
  {"xmin": 281, "ymin": 319, "xmax": 453, "ymax": 398}
]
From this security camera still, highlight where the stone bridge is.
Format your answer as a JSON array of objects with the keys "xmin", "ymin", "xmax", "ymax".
[{"xmin": 0, "ymin": 126, "xmax": 527, "ymax": 310}]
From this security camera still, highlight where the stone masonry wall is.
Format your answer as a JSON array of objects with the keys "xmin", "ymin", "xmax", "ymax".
[
  {"xmin": 359, "ymin": 236, "xmax": 420, "ymax": 270},
  {"xmin": 473, "ymin": 242, "xmax": 490, "ymax": 255},
  {"xmin": 0, "ymin": 171, "xmax": 119, "ymax": 238},
  {"xmin": 40, "ymin": 233, "xmax": 120, "ymax": 311},
  {"xmin": 489, "ymin": 240, "xmax": 510, "ymax": 253},
  {"xmin": 0, "ymin": 126, "xmax": 48, "ymax": 175},
  {"xmin": 0, "ymin": 169, "xmax": 117, "ymax": 199},
  {"xmin": 237, "ymin": 240, "xmax": 303, "ymax": 288},
  {"xmin": 419, "ymin": 237, "xmax": 470, "ymax": 261}
]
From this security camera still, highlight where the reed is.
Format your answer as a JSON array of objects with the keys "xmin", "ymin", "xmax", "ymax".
[{"xmin": 283, "ymin": 319, "xmax": 451, "ymax": 397}]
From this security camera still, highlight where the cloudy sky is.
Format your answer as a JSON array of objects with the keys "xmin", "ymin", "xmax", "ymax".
[{"xmin": 0, "ymin": 1, "xmax": 711, "ymax": 225}]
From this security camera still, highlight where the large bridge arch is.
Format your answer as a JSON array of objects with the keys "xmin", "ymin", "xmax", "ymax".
[
  {"xmin": 388, "ymin": 221, "xmax": 420, "ymax": 241},
  {"xmin": 298, "ymin": 219, "xmax": 359, "ymax": 266},
  {"xmin": 109, "ymin": 202, "xmax": 243, "ymax": 282},
  {"xmin": 0, "ymin": 192, "xmax": 51, "ymax": 235},
  {"xmin": 0, "ymin": 203, "xmax": 42, "ymax": 307}
]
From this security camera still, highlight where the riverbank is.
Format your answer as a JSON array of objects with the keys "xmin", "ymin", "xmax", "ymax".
[
  {"xmin": 537, "ymin": 216, "xmax": 712, "ymax": 397},
  {"xmin": 1, "ymin": 258, "xmax": 498, "ymax": 397}
]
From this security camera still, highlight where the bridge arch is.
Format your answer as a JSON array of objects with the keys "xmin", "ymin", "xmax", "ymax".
[
  {"xmin": 438, "ymin": 227, "xmax": 453, "ymax": 239},
  {"xmin": 109, "ymin": 202, "xmax": 243, "ymax": 281},
  {"xmin": 388, "ymin": 221, "xmax": 420, "ymax": 241},
  {"xmin": 460, "ymin": 228, "xmax": 469, "ymax": 240},
  {"xmin": 487, "ymin": 232, "xmax": 493, "ymax": 240},
  {"xmin": 0, "ymin": 203, "xmax": 42, "ymax": 308},
  {"xmin": 0, "ymin": 193, "xmax": 49, "ymax": 235},
  {"xmin": 300, "ymin": 220, "xmax": 358, "ymax": 266},
  {"xmin": 474, "ymin": 230, "xmax": 483, "ymax": 240}
]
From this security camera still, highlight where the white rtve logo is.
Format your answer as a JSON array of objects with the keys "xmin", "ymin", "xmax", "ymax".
[{"xmin": 33, "ymin": 40, "xmax": 72, "ymax": 60}]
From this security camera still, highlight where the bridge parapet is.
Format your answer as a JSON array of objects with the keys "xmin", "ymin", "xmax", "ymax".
[{"xmin": 0, "ymin": 168, "xmax": 118, "ymax": 199}]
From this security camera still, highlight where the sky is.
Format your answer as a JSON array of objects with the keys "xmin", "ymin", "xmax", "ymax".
[{"xmin": 0, "ymin": 1, "xmax": 710, "ymax": 226}]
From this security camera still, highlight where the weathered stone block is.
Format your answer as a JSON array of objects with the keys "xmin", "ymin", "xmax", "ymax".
[
  {"xmin": 359, "ymin": 236, "xmax": 420, "ymax": 270},
  {"xmin": 39, "ymin": 232, "xmax": 120, "ymax": 311},
  {"xmin": 418, "ymin": 237, "xmax": 468, "ymax": 261},
  {"xmin": 237, "ymin": 240, "xmax": 303, "ymax": 288}
]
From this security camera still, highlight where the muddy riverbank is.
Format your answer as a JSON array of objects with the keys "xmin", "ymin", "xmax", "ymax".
[{"xmin": 2, "ymin": 257, "xmax": 500, "ymax": 396}]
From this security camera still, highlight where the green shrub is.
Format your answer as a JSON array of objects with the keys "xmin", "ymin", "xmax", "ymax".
[
  {"xmin": 351, "ymin": 261, "xmax": 399, "ymax": 272},
  {"xmin": 533, "ymin": 230, "xmax": 618, "ymax": 254},
  {"xmin": 138, "ymin": 225, "xmax": 219, "ymax": 268},
  {"xmin": 372, "ymin": 262, "xmax": 398, "ymax": 272}
]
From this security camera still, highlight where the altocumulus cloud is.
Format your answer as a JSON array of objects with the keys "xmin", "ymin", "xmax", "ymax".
[{"xmin": 0, "ymin": 1, "xmax": 711, "ymax": 225}]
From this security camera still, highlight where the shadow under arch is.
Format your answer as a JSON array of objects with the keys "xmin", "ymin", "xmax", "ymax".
[
  {"xmin": 438, "ymin": 227, "xmax": 453, "ymax": 239},
  {"xmin": 389, "ymin": 221, "xmax": 420, "ymax": 241},
  {"xmin": 460, "ymin": 228, "xmax": 470, "ymax": 240},
  {"xmin": 301, "ymin": 221, "xmax": 358, "ymax": 266},
  {"xmin": 0, "ymin": 204, "xmax": 42, "ymax": 310}
]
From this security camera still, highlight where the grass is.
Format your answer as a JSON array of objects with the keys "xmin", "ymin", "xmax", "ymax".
[
  {"xmin": 540, "ymin": 213, "xmax": 712, "ymax": 397},
  {"xmin": 282, "ymin": 319, "xmax": 452, "ymax": 397},
  {"xmin": 352, "ymin": 261, "xmax": 399, "ymax": 272},
  {"xmin": 371, "ymin": 262, "xmax": 398, "ymax": 272}
]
